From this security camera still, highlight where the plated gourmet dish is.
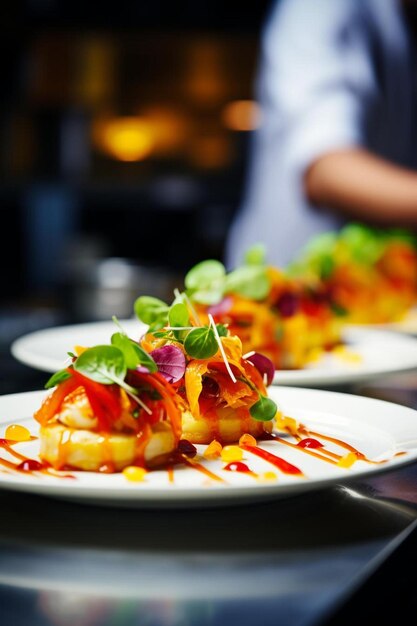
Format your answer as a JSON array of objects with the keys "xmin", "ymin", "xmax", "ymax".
[
  {"xmin": 178, "ymin": 247, "xmax": 343, "ymax": 370},
  {"xmin": 1, "ymin": 302, "xmax": 415, "ymax": 502},
  {"xmin": 288, "ymin": 223, "xmax": 417, "ymax": 325},
  {"xmin": 30, "ymin": 306, "xmax": 279, "ymax": 473}
]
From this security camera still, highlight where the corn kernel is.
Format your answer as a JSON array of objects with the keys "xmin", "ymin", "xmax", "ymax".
[
  {"xmin": 122, "ymin": 466, "xmax": 147, "ymax": 482},
  {"xmin": 239, "ymin": 433, "xmax": 257, "ymax": 447},
  {"xmin": 275, "ymin": 415, "xmax": 299, "ymax": 435},
  {"xmin": 337, "ymin": 452, "xmax": 357, "ymax": 468},
  {"xmin": 258, "ymin": 471, "xmax": 278, "ymax": 482},
  {"xmin": 5, "ymin": 424, "xmax": 31, "ymax": 442},
  {"xmin": 221, "ymin": 445, "xmax": 243, "ymax": 463},
  {"xmin": 204, "ymin": 440, "xmax": 223, "ymax": 459}
]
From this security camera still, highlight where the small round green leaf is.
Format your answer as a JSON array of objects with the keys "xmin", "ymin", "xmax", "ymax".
[
  {"xmin": 184, "ymin": 327, "xmax": 218, "ymax": 359},
  {"xmin": 249, "ymin": 396, "xmax": 277, "ymax": 421},
  {"xmin": 74, "ymin": 345, "xmax": 126, "ymax": 384},
  {"xmin": 168, "ymin": 302, "xmax": 190, "ymax": 328},
  {"xmin": 134, "ymin": 296, "xmax": 169, "ymax": 325},
  {"xmin": 225, "ymin": 266, "xmax": 270, "ymax": 300},
  {"xmin": 185, "ymin": 260, "xmax": 226, "ymax": 291},
  {"xmin": 111, "ymin": 332, "xmax": 157, "ymax": 372},
  {"xmin": 244, "ymin": 243, "xmax": 266, "ymax": 266}
]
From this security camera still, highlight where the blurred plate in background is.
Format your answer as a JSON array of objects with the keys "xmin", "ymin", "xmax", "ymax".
[{"xmin": 10, "ymin": 322, "xmax": 417, "ymax": 388}]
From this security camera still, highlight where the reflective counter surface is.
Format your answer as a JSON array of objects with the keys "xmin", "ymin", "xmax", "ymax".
[{"xmin": 1, "ymin": 327, "xmax": 417, "ymax": 626}]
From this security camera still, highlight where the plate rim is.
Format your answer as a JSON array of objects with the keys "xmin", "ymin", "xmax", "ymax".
[{"xmin": 10, "ymin": 319, "xmax": 143, "ymax": 374}]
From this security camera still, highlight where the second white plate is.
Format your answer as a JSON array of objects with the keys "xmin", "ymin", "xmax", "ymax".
[
  {"xmin": 10, "ymin": 320, "xmax": 417, "ymax": 387},
  {"xmin": 273, "ymin": 327, "xmax": 417, "ymax": 386}
]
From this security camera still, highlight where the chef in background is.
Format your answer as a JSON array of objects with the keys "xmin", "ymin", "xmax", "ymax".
[{"xmin": 226, "ymin": 0, "xmax": 417, "ymax": 268}]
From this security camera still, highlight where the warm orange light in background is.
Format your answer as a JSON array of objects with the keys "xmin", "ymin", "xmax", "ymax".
[
  {"xmin": 92, "ymin": 116, "xmax": 154, "ymax": 161},
  {"xmin": 141, "ymin": 107, "xmax": 189, "ymax": 155},
  {"xmin": 184, "ymin": 41, "xmax": 227, "ymax": 105},
  {"xmin": 221, "ymin": 100, "xmax": 262, "ymax": 131},
  {"xmin": 187, "ymin": 135, "xmax": 233, "ymax": 169}
]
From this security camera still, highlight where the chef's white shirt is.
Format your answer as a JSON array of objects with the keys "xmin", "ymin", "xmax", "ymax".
[{"xmin": 225, "ymin": 0, "xmax": 417, "ymax": 268}]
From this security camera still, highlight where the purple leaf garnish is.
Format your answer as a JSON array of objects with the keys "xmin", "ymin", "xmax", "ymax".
[
  {"xmin": 208, "ymin": 296, "xmax": 233, "ymax": 317},
  {"xmin": 150, "ymin": 345, "xmax": 186, "ymax": 383},
  {"xmin": 245, "ymin": 352, "xmax": 275, "ymax": 386},
  {"xmin": 276, "ymin": 292, "xmax": 300, "ymax": 317}
]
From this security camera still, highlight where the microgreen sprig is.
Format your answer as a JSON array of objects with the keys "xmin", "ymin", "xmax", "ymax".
[
  {"xmin": 134, "ymin": 293, "xmax": 228, "ymax": 362},
  {"xmin": 183, "ymin": 248, "xmax": 271, "ymax": 305},
  {"xmin": 74, "ymin": 345, "xmax": 153, "ymax": 414},
  {"xmin": 235, "ymin": 374, "xmax": 278, "ymax": 422}
]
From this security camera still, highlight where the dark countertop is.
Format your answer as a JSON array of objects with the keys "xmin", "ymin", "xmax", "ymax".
[{"xmin": 1, "ymin": 310, "xmax": 417, "ymax": 626}]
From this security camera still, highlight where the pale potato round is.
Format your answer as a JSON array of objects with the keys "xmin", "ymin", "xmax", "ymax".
[
  {"xmin": 181, "ymin": 409, "xmax": 274, "ymax": 445},
  {"xmin": 39, "ymin": 423, "xmax": 176, "ymax": 471}
]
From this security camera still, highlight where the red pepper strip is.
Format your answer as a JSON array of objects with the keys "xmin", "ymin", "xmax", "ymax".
[
  {"xmin": 128, "ymin": 371, "xmax": 182, "ymax": 440},
  {"xmin": 33, "ymin": 376, "xmax": 80, "ymax": 426},
  {"xmin": 70, "ymin": 369, "xmax": 122, "ymax": 432}
]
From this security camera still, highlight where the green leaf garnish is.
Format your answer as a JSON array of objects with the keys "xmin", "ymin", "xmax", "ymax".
[
  {"xmin": 74, "ymin": 344, "xmax": 153, "ymax": 413},
  {"xmin": 184, "ymin": 327, "xmax": 218, "ymax": 359},
  {"xmin": 329, "ymin": 302, "xmax": 348, "ymax": 317},
  {"xmin": 111, "ymin": 332, "xmax": 157, "ymax": 372},
  {"xmin": 134, "ymin": 296, "xmax": 169, "ymax": 326},
  {"xmin": 319, "ymin": 255, "xmax": 335, "ymax": 280},
  {"xmin": 244, "ymin": 243, "xmax": 266, "ymax": 266},
  {"xmin": 225, "ymin": 265, "xmax": 270, "ymax": 300},
  {"xmin": 184, "ymin": 260, "xmax": 226, "ymax": 305},
  {"xmin": 74, "ymin": 345, "xmax": 127, "ymax": 385},
  {"xmin": 185, "ymin": 260, "xmax": 225, "ymax": 290},
  {"xmin": 45, "ymin": 369, "xmax": 72, "ymax": 389},
  {"xmin": 168, "ymin": 302, "xmax": 191, "ymax": 340},
  {"xmin": 249, "ymin": 396, "xmax": 277, "ymax": 421},
  {"xmin": 216, "ymin": 324, "xmax": 228, "ymax": 337},
  {"xmin": 168, "ymin": 303, "xmax": 190, "ymax": 327}
]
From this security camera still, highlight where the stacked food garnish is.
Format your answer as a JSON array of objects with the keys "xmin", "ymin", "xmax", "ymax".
[
  {"xmin": 180, "ymin": 246, "xmax": 342, "ymax": 369},
  {"xmin": 33, "ymin": 296, "xmax": 279, "ymax": 473},
  {"xmin": 287, "ymin": 223, "xmax": 417, "ymax": 325}
]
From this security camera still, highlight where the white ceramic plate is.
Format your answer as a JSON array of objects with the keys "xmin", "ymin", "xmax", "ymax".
[
  {"xmin": 273, "ymin": 327, "xmax": 417, "ymax": 386},
  {"xmin": 348, "ymin": 307, "xmax": 417, "ymax": 336},
  {"xmin": 11, "ymin": 320, "xmax": 417, "ymax": 388},
  {"xmin": 11, "ymin": 319, "xmax": 147, "ymax": 374},
  {"xmin": 1, "ymin": 387, "xmax": 417, "ymax": 508}
]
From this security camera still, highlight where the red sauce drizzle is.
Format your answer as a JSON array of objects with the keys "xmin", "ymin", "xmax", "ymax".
[
  {"xmin": 224, "ymin": 461, "xmax": 252, "ymax": 473},
  {"xmin": 0, "ymin": 409, "xmax": 396, "ymax": 483},
  {"xmin": 270, "ymin": 433, "xmax": 348, "ymax": 465},
  {"xmin": 0, "ymin": 436, "xmax": 75, "ymax": 478},
  {"xmin": 240, "ymin": 444, "xmax": 303, "ymax": 476},
  {"xmin": 297, "ymin": 438, "xmax": 323, "ymax": 449},
  {"xmin": 17, "ymin": 459, "xmax": 45, "ymax": 472},
  {"xmin": 300, "ymin": 428, "xmax": 387, "ymax": 465}
]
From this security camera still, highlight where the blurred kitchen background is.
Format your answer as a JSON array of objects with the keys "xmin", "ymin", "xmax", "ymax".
[{"xmin": 0, "ymin": 0, "xmax": 272, "ymax": 390}]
